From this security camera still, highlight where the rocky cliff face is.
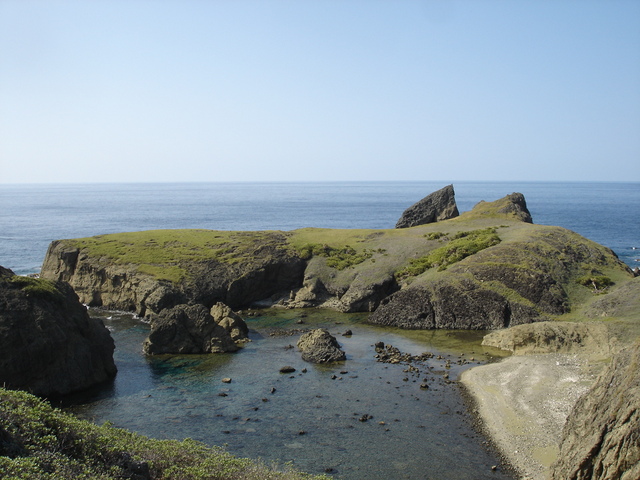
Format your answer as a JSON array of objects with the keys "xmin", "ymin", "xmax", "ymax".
[
  {"xmin": 0, "ymin": 268, "xmax": 117, "ymax": 396},
  {"xmin": 395, "ymin": 184, "xmax": 459, "ymax": 228},
  {"xmin": 550, "ymin": 341, "xmax": 640, "ymax": 480}
]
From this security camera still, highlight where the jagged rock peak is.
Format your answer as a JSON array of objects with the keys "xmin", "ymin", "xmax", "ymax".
[
  {"xmin": 470, "ymin": 192, "xmax": 533, "ymax": 223},
  {"xmin": 395, "ymin": 184, "xmax": 459, "ymax": 228}
]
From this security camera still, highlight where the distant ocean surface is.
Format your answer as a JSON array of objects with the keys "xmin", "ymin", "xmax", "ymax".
[{"xmin": 1, "ymin": 181, "xmax": 638, "ymax": 275}]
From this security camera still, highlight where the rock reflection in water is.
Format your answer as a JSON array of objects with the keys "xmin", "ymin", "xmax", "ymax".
[{"xmin": 64, "ymin": 309, "xmax": 514, "ymax": 480}]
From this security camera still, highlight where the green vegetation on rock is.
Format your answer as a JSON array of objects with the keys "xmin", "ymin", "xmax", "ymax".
[
  {"xmin": 4, "ymin": 276, "xmax": 64, "ymax": 304},
  {"xmin": 396, "ymin": 228, "xmax": 501, "ymax": 278},
  {"xmin": 0, "ymin": 388, "xmax": 328, "ymax": 480},
  {"xmin": 294, "ymin": 243, "xmax": 384, "ymax": 270}
]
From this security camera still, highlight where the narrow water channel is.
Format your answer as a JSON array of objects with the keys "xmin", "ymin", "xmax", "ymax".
[{"xmin": 62, "ymin": 309, "xmax": 514, "ymax": 480}]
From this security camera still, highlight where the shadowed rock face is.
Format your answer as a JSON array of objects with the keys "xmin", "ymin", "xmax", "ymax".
[
  {"xmin": 550, "ymin": 341, "xmax": 640, "ymax": 480},
  {"xmin": 143, "ymin": 304, "xmax": 239, "ymax": 355},
  {"xmin": 395, "ymin": 184, "xmax": 459, "ymax": 228},
  {"xmin": 0, "ymin": 268, "xmax": 117, "ymax": 397}
]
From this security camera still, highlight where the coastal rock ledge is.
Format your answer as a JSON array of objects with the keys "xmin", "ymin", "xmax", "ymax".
[{"xmin": 0, "ymin": 266, "xmax": 117, "ymax": 396}]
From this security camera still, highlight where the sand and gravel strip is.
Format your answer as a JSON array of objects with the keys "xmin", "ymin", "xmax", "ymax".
[{"xmin": 460, "ymin": 354, "xmax": 606, "ymax": 480}]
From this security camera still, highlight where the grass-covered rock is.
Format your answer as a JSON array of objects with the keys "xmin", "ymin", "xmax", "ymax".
[
  {"xmin": 0, "ymin": 388, "xmax": 328, "ymax": 480},
  {"xmin": 40, "ymin": 193, "xmax": 636, "ymax": 329}
]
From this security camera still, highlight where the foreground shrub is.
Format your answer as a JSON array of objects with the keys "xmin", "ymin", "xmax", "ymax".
[{"xmin": 0, "ymin": 388, "xmax": 328, "ymax": 480}]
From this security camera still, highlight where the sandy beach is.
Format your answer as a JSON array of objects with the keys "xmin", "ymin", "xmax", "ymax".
[{"xmin": 460, "ymin": 353, "xmax": 607, "ymax": 480}]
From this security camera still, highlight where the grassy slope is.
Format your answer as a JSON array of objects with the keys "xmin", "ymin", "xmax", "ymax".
[{"xmin": 0, "ymin": 388, "xmax": 328, "ymax": 480}]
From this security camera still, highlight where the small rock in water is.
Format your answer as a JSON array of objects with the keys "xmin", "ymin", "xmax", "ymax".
[
  {"xmin": 343, "ymin": 329, "xmax": 353, "ymax": 336},
  {"xmin": 221, "ymin": 378, "xmax": 232, "ymax": 383},
  {"xmin": 280, "ymin": 366, "xmax": 296, "ymax": 373}
]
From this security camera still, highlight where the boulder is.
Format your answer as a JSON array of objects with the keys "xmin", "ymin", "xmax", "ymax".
[
  {"xmin": 0, "ymin": 268, "xmax": 117, "ymax": 397},
  {"xmin": 143, "ymin": 304, "xmax": 239, "ymax": 354},
  {"xmin": 550, "ymin": 341, "xmax": 640, "ymax": 480},
  {"xmin": 210, "ymin": 302, "xmax": 249, "ymax": 342},
  {"xmin": 395, "ymin": 184, "xmax": 459, "ymax": 228},
  {"xmin": 297, "ymin": 329, "xmax": 346, "ymax": 363}
]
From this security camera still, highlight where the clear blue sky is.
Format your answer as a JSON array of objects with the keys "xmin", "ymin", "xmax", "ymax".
[{"xmin": 1, "ymin": 0, "xmax": 639, "ymax": 183}]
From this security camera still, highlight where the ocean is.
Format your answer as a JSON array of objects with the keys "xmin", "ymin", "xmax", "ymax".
[{"xmin": 0, "ymin": 181, "xmax": 638, "ymax": 480}]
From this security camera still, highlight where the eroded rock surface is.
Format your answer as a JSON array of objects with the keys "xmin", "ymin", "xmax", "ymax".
[
  {"xmin": 210, "ymin": 302, "xmax": 249, "ymax": 342},
  {"xmin": 482, "ymin": 321, "xmax": 614, "ymax": 356},
  {"xmin": 297, "ymin": 329, "xmax": 346, "ymax": 363},
  {"xmin": 0, "ymin": 268, "xmax": 117, "ymax": 396},
  {"xmin": 551, "ymin": 341, "xmax": 640, "ymax": 480},
  {"xmin": 395, "ymin": 184, "xmax": 459, "ymax": 228},
  {"xmin": 143, "ymin": 304, "xmax": 239, "ymax": 354}
]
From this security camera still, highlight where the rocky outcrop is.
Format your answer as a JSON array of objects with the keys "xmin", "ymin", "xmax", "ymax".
[
  {"xmin": 368, "ymin": 220, "xmax": 628, "ymax": 329},
  {"xmin": 0, "ymin": 268, "xmax": 117, "ymax": 396},
  {"xmin": 210, "ymin": 302, "xmax": 249, "ymax": 342},
  {"xmin": 40, "ymin": 193, "xmax": 634, "ymax": 331},
  {"xmin": 493, "ymin": 192, "xmax": 532, "ymax": 223},
  {"xmin": 482, "ymin": 321, "xmax": 614, "ymax": 356},
  {"xmin": 550, "ymin": 341, "xmax": 640, "ymax": 480},
  {"xmin": 143, "ymin": 304, "xmax": 239, "ymax": 354},
  {"xmin": 395, "ymin": 184, "xmax": 459, "ymax": 228},
  {"xmin": 297, "ymin": 329, "xmax": 346, "ymax": 363},
  {"xmin": 41, "ymin": 232, "xmax": 306, "ymax": 316}
]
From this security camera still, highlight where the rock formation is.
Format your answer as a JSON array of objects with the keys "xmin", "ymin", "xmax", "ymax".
[
  {"xmin": 40, "ymin": 193, "xmax": 634, "ymax": 331},
  {"xmin": 143, "ymin": 304, "xmax": 239, "ymax": 354},
  {"xmin": 482, "ymin": 321, "xmax": 614, "ymax": 356},
  {"xmin": 210, "ymin": 302, "xmax": 249, "ymax": 342},
  {"xmin": 0, "ymin": 267, "xmax": 117, "ymax": 396},
  {"xmin": 550, "ymin": 341, "xmax": 640, "ymax": 480},
  {"xmin": 395, "ymin": 184, "xmax": 459, "ymax": 228},
  {"xmin": 297, "ymin": 329, "xmax": 346, "ymax": 363}
]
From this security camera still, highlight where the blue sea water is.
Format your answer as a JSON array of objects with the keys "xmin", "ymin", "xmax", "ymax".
[
  {"xmin": 1, "ymin": 181, "xmax": 639, "ymax": 275},
  {"xmin": 0, "ymin": 181, "xmax": 639, "ymax": 480}
]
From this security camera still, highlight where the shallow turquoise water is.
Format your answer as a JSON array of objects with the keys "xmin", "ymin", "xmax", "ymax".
[{"xmin": 63, "ymin": 309, "xmax": 514, "ymax": 480}]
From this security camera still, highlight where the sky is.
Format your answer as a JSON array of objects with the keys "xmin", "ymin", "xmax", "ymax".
[{"xmin": 1, "ymin": 0, "xmax": 639, "ymax": 183}]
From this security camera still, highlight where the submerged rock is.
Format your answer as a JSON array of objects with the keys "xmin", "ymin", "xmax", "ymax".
[
  {"xmin": 297, "ymin": 329, "xmax": 346, "ymax": 363},
  {"xmin": 0, "ymin": 267, "xmax": 117, "ymax": 396},
  {"xmin": 550, "ymin": 341, "xmax": 640, "ymax": 480},
  {"xmin": 143, "ymin": 304, "xmax": 238, "ymax": 354},
  {"xmin": 395, "ymin": 184, "xmax": 459, "ymax": 228}
]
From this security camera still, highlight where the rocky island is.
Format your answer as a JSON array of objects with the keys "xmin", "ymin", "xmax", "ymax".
[{"xmin": 40, "ymin": 191, "xmax": 635, "ymax": 332}]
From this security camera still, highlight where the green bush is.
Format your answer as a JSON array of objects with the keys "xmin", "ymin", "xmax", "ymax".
[
  {"xmin": 576, "ymin": 275, "xmax": 613, "ymax": 291},
  {"xmin": 0, "ymin": 388, "xmax": 328, "ymax": 480},
  {"xmin": 294, "ymin": 243, "xmax": 376, "ymax": 270},
  {"xmin": 397, "ymin": 228, "xmax": 501, "ymax": 278}
]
